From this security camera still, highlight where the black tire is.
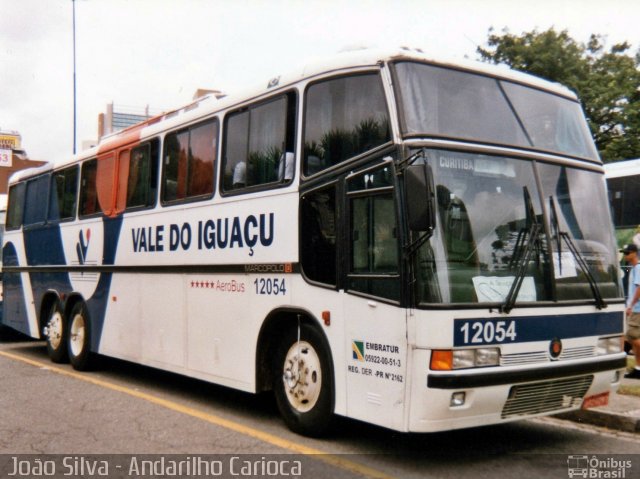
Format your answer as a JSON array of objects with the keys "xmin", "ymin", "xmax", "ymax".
[
  {"xmin": 67, "ymin": 302, "xmax": 94, "ymax": 371},
  {"xmin": 44, "ymin": 301, "xmax": 68, "ymax": 363},
  {"xmin": 272, "ymin": 323, "xmax": 334, "ymax": 437}
]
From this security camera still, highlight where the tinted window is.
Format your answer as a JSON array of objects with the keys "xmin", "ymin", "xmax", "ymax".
[
  {"xmin": 501, "ymin": 81, "xmax": 598, "ymax": 159},
  {"xmin": 162, "ymin": 119, "xmax": 218, "ymax": 203},
  {"xmin": 395, "ymin": 62, "xmax": 528, "ymax": 146},
  {"xmin": 300, "ymin": 184, "xmax": 337, "ymax": 285},
  {"xmin": 118, "ymin": 140, "xmax": 159, "ymax": 211},
  {"xmin": 347, "ymin": 164, "xmax": 399, "ymax": 301},
  {"xmin": 24, "ymin": 175, "xmax": 49, "ymax": 226},
  {"xmin": 6, "ymin": 183, "xmax": 26, "ymax": 230},
  {"xmin": 49, "ymin": 167, "xmax": 78, "ymax": 221},
  {"xmin": 395, "ymin": 62, "xmax": 598, "ymax": 160},
  {"xmin": 222, "ymin": 93, "xmax": 296, "ymax": 192},
  {"xmin": 79, "ymin": 159, "xmax": 101, "ymax": 217},
  {"xmin": 303, "ymin": 74, "xmax": 390, "ymax": 176},
  {"xmin": 607, "ymin": 174, "xmax": 640, "ymax": 228}
]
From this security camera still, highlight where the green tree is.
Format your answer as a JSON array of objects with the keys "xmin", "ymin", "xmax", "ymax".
[{"xmin": 477, "ymin": 28, "xmax": 640, "ymax": 162}]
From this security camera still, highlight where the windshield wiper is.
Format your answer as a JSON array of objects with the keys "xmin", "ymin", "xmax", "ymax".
[
  {"xmin": 549, "ymin": 197, "xmax": 607, "ymax": 310},
  {"xmin": 500, "ymin": 187, "xmax": 542, "ymax": 314}
]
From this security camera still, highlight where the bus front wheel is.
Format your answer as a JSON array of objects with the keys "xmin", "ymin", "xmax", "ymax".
[
  {"xmin": 273, "ymin": 323, "xmax": 334, "ymax": 437},
  {"xmin": 44, "ymin": 301, "xmax": 68, "ymax": 363},
  {"xmin": 67, "ymin": 302, "xmax": 94, "ymax": 371}
]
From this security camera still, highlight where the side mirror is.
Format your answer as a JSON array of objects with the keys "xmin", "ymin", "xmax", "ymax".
[{"xmin": 405, "ymin": 164, "xmax": 436, "ymax": 232}]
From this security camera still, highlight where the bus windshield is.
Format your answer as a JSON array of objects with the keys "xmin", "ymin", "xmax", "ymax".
[
  {"xmin": 394, "ymin": 61, "xmax": 598, "ymax": 161},
  {"xmin": 414, "ymin": 149, "xmax": 620, "ymax": 306}
]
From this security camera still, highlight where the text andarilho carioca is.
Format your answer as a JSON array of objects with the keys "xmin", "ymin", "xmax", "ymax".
[{"xmin": 131, "ymin": 213, "xmax": 275, "ymax": 256}]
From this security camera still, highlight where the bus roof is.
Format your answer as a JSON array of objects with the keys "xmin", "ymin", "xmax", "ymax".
[
  {"xmin": 8, "ymin": 161, "xmax": 53, "ymax": 184},
  {"xmin": 10, "ymin": 47, "xmax": 580, "ymax": 182},
  {"xmin": 603, "ymin": 158, "xmax": 640, "ymax": 179}
]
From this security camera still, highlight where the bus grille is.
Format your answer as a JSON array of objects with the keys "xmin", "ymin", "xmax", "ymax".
[
  {"xmin": 500, "ymin": 346, "xmax": 596, "ymax": 366},
  {"xmin": 501, "ymin": 376, "xmax": 593, "ymax": 419}
]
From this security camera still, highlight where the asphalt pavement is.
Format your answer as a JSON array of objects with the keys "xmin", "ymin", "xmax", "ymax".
[
  {"xmin": 2, "ymin": 326, "xmax": 638, "ymax": 435},
  {"xmin": 558, "ymin": 373, "xmax": 640, "ymax": 433}
]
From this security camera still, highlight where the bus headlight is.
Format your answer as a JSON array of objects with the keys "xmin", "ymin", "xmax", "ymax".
[
  {"xmin": 596, "ymin": 336, "xmax": 622, "ymax": 355},
  {"xmin": 431, "ymin": 348, "xmax": 500, "ymax": 370}
]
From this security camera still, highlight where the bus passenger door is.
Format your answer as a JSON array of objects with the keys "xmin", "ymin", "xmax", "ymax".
[{"xmin": 342, "ymin": 162, "xmax": 408, "ymax": 431}]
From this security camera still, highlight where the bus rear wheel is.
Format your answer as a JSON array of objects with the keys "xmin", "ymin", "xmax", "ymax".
[
  {"xmin": 44, "ymin": 301, "xmax": 68, "ymax": 363},
  {"xmin": 67, "ymin": 302, "xmax": 94, "ymax": 371},
  {"xmin": 273, "ymin": 323, "xmax": 334, "ymax": 437}
]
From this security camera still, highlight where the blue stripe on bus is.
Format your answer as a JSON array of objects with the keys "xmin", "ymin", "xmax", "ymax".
[
  {"xmin": 23, "ymin": 226, "xmax": 67, "ymax": 266},
  {"xmin": 84, "ymin": 216, "xmax": 123, "ymax": 351},
  {"xmin": 23, "ymin": 226, "xmax": 75, "ymax": 334},
  {"xmin": 1, "ymin": 242, "xmax": 31, "ymax": 335},
  {"xmin": 453, "ymin": 311, "xmax": 623, "ymax": 347},
  {"xmin": 3, "ymin": 216, "xmax": 124, "ymax": 350}
]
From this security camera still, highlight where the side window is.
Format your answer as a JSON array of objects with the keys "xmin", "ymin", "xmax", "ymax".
[
  {"xmin": 128, "ymin": 141, "xmax": 158, "ymax": 209},
  {"xmin": 49, "ymin": 167, "xmax": 78, "ymax": 222},
  {"xmin": 222, "ymin": 92, "xmax": 296, "ymax": 193},
  {"xmin": 162, "ymin": 119, "xmax": 218, "ymax": 203},
  {"xmin": 24, "ymin": 175, "xmax": 50, "ymax": 226},
  {"xmin": 6, "ymin": 183, "xmax": 26, "ymax": 230},
  {"xmin": 303, "ymin": 73, "xmax": 391, "ymax": 176},
  {"xmin": 347, "ymin": 164, "xmax": 399, "ymax": 301},
  {"xmin": 300, "ymin": 184, "xmax": 337, "ymax": 286},
  {"xmin": 117, "ymin": 140, "xmax": 159, "ymax": 211},
  {"xmin": 79, "ymin": 159, "xmax": 101, "ymax": 217}
]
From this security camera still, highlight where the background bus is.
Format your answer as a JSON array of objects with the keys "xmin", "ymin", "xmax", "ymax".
[
  {"xmin": 604, "ymin": 158, "xmax": 640, "ymax": 248},
  {"xmin": 1, "ymin": 48, "xmax": 626, "ymax": 436}
]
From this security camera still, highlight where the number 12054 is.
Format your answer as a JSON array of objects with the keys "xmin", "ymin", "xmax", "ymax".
[
  {"xmin": 458, "ymin": 320, "xmax": 517, "ymax": 345},
  {"xmin": 253, "ymin": 278, "xmax": 287, "ymax": 296}
]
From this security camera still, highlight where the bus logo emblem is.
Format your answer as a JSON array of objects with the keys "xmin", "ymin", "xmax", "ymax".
[
  {"xmin": 549, "ymin": 338, "xmax": 563, "ymax": 359},
  {"xmin": 76, "ymin": 229, "xmax": 91, "ymax": 265},
  {"xmin": 352, "ymin": 341, "xmax": 365, "ymax": 362}
]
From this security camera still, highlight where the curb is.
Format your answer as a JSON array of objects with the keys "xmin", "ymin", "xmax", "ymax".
[{"xmin": 556, "ymin": 408, "xmax": 640, "ymax": 433}]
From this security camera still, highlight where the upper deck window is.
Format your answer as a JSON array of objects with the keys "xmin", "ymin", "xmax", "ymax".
[
  {"xmin": 79, "ymin": 159, "xmax": 101, "ymax": 217},
  {"xmin": 303, "ymin": 73, "xmax": 391, "ymax": 176},
  {"xmin": 222, "ymin": 92, "xmax": 296, "ymax": 194},
  {"xmin": 24, "ymin": 175, "xmax": 50, "ymax": 226},
  {"xmin": 49, "ymin": 166, "xmax": 78, "ymax": 222},
  {"xmin": 117, "ymin": 140, "xmax": 159, "ymax": 211},
  {"xmin": 394, "ymin": 62, "xmax": 598, "ymax": 161},
  {"xmin": 6, "ymin": 183, "xmax": 26, "ymax": 230},
  {"xmin": 162, "ymin": 119, "xmax": 218, "ymax": 204}
]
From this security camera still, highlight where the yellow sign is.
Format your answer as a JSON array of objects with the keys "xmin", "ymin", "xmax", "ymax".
[{"xmin": 0, "ymin": 134, "xmax": 20, "ymax": 150}]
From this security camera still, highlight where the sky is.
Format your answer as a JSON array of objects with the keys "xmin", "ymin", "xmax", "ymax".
[{"xmin": 1, "ymin": 0, "xmax": 639, "ymax": 164}]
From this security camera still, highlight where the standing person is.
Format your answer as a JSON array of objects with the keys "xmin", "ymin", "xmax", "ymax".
[{"xmin": 621, "ymin": 244, "xmax": 640, "ymax": 379}]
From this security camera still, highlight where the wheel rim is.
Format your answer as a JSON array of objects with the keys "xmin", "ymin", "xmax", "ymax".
[
  {"xmin": 46, "ymin": 311, "xmax": 63, "ymax": 350},
  {"xmin": 69, "ymin": 313, "xmax": 86, "ymax": 357},
  {"xmin": 282, "ymin": 340, "xmax": 322, "ymax": 413}
]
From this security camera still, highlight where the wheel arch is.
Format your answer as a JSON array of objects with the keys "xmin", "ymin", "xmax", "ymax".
[{"xmin": 255, "ymin": 307, "xmax": 333, "ymax": 393}]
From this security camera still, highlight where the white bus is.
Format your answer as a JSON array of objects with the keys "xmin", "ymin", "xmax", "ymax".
[
  {"xmin": 1, "ymin": 48, "xmax": 626, "ymax": 436},
  {"xmin": 604, "ymin": 158, "xmax": 640, "ymax": 248}
]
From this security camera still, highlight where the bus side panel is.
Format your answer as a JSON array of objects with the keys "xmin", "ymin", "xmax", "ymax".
[
  {"xmin": 343, "ymin": 294, "xmax": 408, "ymax": 431},
  {"xmin": 97, "ymin": 192, "xmax": 299, "ymax": 390},
  {"xmin": 99, "ymin": 273, "xmax": 186, "ymax": 368},
  {"xmin": 97, "ymin": 273, "xmax": 143, "ymax": 362},
  {"xmin": 23, "ymin": 225, "xmax": 75, "ymax": 332},
  {"xmin": 23, "ymin": 225, "xmax": 68, "ymax": 266},
  {"xmin": 54, "ymin": 216, "xmax": 123, "ymax": 353},
  {"xmin": 1, "ymin": 241, "xmax": 32, "ymax": 336}
]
